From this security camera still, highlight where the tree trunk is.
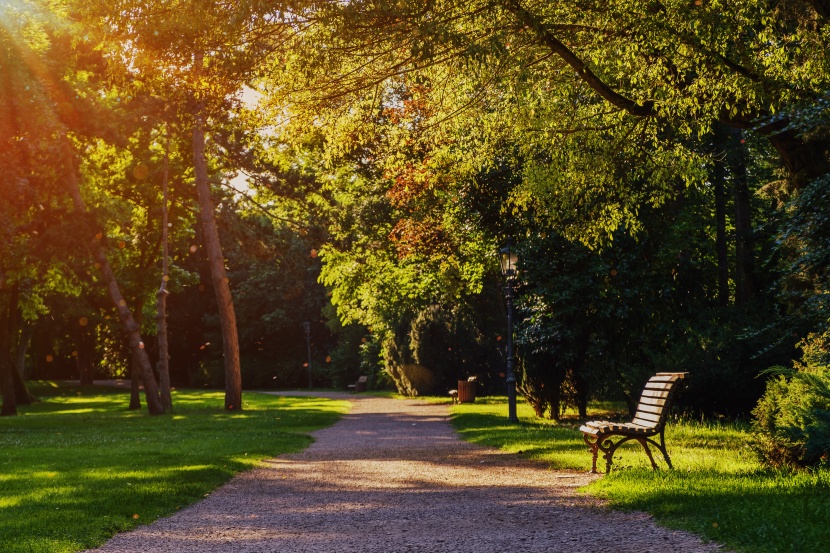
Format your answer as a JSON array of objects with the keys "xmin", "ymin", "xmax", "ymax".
[
  {"xmin": 0, "ymin": 292, "xmax": 17, "ymax": 416},
  {"xmin": 62, "ymin": 144, "xmax": 165, "ymax": 414},
  {"xmin": 0, "ymin": 358, "xmax": 15, "ymax": 416},
  {"xmin": 14, "ymin": 321, "xmax": 32, "ymax": 378},
  {"xmin": 11, "ymin": 316, "xmax": 34, "ymax": 405},
  {"xmin": 192, "ymin": 75, "xmax": 242, "ymax": 411},
  {"xmin": 6, "ymin": 286, "xmax": 32, "ymax": 405},
  {"xmin": 729, "ymin": 128, "xmax": 756, "ymax": 307},
  {"xmin": 712, "ymin": 129, "xmax": 730, "ymax": 307},
  {"xmin": 157, "ymin": 124, "xmax": 173, "ymax": 411},
  {"xmin": 129, "ymin": 348, "xmax": 142, "ymax": 410},
  {"xmin": 75, "ymin": 322, "xmax": 95, "ymax": 386},
  {"xmin": 750, "ymin": 121, "xmax": 830, "ymax": 191}
]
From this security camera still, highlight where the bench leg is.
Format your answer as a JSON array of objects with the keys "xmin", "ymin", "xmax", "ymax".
[
  {"xmin": 583, "ymin": 433, "xmax": 614, "ymax": 474},
  {"xmin": 584, "ymin": 432, "xmax": 676, "ymax": 474},
  {"xmin": 648, "ymin": 429, "xmax": 673, "ymax": 469},
  {"xmin": 635, "ymin": 438, "xmax": 659, "ymax": 470},
  {"xmin": 583, "ymin": 435, "xmax": 600, "ymax": 474}
]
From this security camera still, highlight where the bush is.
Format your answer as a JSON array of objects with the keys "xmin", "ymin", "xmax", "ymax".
[{"xmin": 751, "ymin": 332, "xmax": 830, "ymax": 468}]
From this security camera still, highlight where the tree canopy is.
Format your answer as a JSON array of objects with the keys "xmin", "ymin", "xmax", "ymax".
[{"xmin": 1, "ymin": 0, "xmax": 829, "ymax": 469}]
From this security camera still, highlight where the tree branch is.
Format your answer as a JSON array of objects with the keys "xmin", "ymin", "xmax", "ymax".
[{"xmin": 502, "ymin": 0, "xmax": 654, "ymax": 117}]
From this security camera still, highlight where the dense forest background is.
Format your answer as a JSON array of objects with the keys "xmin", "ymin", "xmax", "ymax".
[{"xmin": 2, "ymin": 1, "xmax": 830, "ymax": 462}]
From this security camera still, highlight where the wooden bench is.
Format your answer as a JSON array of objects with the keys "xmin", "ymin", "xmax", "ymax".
[
  {"xmin": 580, "ymin": 372, "xmax": 688, "ymax": 474},
  {"xmin": 347, "ymin": 376, "xmax": 367, "ymax": 394}
]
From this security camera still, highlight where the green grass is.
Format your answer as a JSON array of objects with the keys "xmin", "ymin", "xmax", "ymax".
[
  {"xmin": 448, "ymin": 396, "xmax": 830, "ymax": 553},
  {"xmin": 0, "ymin": 382, "xmax": 349, "ymax": 553}
]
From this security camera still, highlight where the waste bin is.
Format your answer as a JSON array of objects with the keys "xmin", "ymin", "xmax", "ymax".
[{"xmin": 457, "ymin": 380, "xmax": 476, "ymax": 403}]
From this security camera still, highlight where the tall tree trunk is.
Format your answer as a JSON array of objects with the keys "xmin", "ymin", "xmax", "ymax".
[
  {"xmin": 129, "ymin": 297, "xmax": 147, "ymax": 410},
  {"xmin": 75, "ymin": 321, "xmax": 95, "ymax": 386},
  {"xmin": 14, "ymin": 321, "xmax": 32, "ymax": 378},
  {"xmin": 729, "ymin": 128, "xmax": 756, "ymax": 307},
  {"xmin": 0, "ymin": 291, "xmax": 17, "ymax": 416},
  {"xmin": 129, "ymin": 347, "xmax": 142, "ymax": 410},
  {"xmin": 157, "ymin": 123, "xmax": 172, "ymax": 411},
  {"xmin": 7, "ymin": 286, "xmax": 31, "ymax": 405},
  {"xmin": 712, "ymin": 130, "xmax": 730, "ymax": 307},
  {"xmin": 191, "ymin": 63, "xmax": 242, "ymax": 411},
  {"xmin": 63, "ymin": 144, "xmax": 165, "ymax": 414}
]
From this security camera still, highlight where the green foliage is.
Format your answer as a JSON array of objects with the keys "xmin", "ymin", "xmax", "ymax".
[
  {"xmin": 0, "ymin": 382, "xmax": 348, "ymax": 553},
  {"xmin": 752, "ymin": 332, "xmax": 830, "ymax": 468}
]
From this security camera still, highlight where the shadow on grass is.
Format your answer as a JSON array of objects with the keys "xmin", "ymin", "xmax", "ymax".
[
  {"xmin": 0, "ymin": 384, "xmax": 349, "ymax": 553},
  {"xmin": 450, "ymin": 397, "xmax": 830, "ymax": 553},
  {"xmin": 591, "ymin": 468, "xmax": 830, "ymax": 553}
]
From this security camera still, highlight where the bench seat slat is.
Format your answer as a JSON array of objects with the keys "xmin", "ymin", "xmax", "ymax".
[{"xmin": 581, "ymin": 422, "xmax": 656, "ymax": 434}]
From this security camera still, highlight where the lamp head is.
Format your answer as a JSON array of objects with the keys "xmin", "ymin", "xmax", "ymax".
[{"xmin": 499, "ymin": 242, "xmax": 519, "ymax": 279}]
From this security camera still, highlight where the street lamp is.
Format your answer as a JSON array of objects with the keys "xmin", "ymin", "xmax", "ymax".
[
  {"xmin": 499, "ymin": 241, "xmax": 519, "ymax": 423},
  {"xmin": 303, "ymin": 321, "xmax": 312, "ymax": 389}
]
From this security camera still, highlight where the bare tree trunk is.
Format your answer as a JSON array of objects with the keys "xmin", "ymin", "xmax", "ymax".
[
  {"xmin": 63, "ymin": 144, "xmax": 165, "ymax": 414},
  {"xmin": 191, "ymin": 62, "xmax": 242, "ymax": 411},
  {"xmin": 157, "ymin": 123, "xmax": 173, "ymax": 411}
]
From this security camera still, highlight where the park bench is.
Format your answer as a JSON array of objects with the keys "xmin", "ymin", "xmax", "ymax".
[
  {"xmin": 347, "ymin": 376, "xmax": 367, "ymax": 393},
  {"xmin": 580, "ymin": 372, "xmax": 688, "ymax": 474}
]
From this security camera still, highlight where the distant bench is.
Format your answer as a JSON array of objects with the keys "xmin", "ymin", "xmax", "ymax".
[
  {"xmin": 347, "ymin": 376, "xmax": 367, "ymax": 394},
  {"xmin": 580, "ymin": 372, "xmax": 688, "ymax": 474}
]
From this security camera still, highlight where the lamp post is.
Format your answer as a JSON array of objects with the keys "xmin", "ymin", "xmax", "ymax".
[
  {"xmin": 499, "ymin": 241, "xmax": 519, "ymax": 423},
  {"xmin": 303, "ymin": 321, "xmax": 312, "ymax": 389}
]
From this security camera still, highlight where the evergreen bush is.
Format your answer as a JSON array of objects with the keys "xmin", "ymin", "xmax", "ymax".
[{"xmin": 751, "ymin": 332, "xmax": 830, "ymax": 468}]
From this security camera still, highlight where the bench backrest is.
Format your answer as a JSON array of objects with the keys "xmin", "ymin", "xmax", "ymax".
[{"xmin": 632, "ymin": 372, "xmax": 688, "ymax": 429}]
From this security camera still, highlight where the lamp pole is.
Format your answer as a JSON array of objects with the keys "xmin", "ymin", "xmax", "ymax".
[
  {"xmin": 303, "ymin": 321, "xmax": 312, "ymax": 389},
  {"xmin": 504, "ymin": 280, "xmax": 518, "ymax": 422},
  {"xmin": 499, "ymin": 242, "xmax": 520, "ymax": 423}
]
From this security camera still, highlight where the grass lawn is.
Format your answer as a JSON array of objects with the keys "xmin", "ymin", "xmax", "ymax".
[
  {"xmin": 0, "ymin": 382, "xmax": 349, "ymax": 553},
  {"xmin": 449, "ymin": 396, "xmax": 830, "ymax": 553}
]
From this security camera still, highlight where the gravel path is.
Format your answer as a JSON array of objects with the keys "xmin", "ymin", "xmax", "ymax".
[{"xmin": 83, "ymin": 393, "xmax": 725, "ymax": 552}]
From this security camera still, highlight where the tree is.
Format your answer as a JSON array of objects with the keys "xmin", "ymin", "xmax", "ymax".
[
  {"xmin": 67, "ymin": 0, "xmax": 286, "ymax": 409},
  {"xmin": 264, "ymin": 0, "xmax": 829, "ymax": 245},
  {"xmin": 0, "ymin": 1, "xmax": 178, "ymax": 413}
]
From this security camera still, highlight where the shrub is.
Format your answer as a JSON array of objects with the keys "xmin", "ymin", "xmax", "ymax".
[{"xmin": 751, "ymin": 332, "xmax": 830, "ymax": 468}]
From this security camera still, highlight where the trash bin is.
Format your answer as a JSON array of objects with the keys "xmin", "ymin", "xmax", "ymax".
[{"xmin": 457, "ymin": 380, "xmax": 476, "ymax": 403}]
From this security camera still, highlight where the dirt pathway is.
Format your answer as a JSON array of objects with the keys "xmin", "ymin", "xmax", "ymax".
[{"xmin": 83, "ymin": 394, "xmax": 724, "ymax": 552}]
